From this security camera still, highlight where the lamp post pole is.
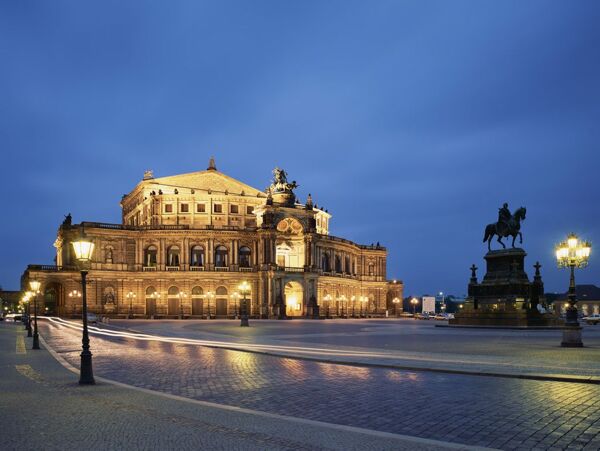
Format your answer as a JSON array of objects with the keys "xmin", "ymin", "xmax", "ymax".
[
  {"xmin": 24, "ymin": 295, "xmax": 32, "ymax": 336},
  {"xmin": 555, "ymin": 233, "xmax": 591, "ymax": 348},
  {"xmin": 411, "ymin": 298, "xmax": 419, "ymax": 315},
  {"xmin": 238, "ymin": 281, "xmax": 250, "ymax": 327},
  {"xmin": 29, "ymin": 281, "xmax": 41, "ymax": 350},
  {"xmin": 205, "ymin": 292, "xmax": 213, "ymax": 319},
  {"xmin": 72, "ymin": 233, "xmax": 96, "ymax": 385},
  {"xmin": 324, "ymin": 295, "xmax": 331, "ymax": 318},
  {"xmin": 127, "ymin": 291, "xmax": 136, "ymax": 319},
  {"xmin": 79, "ymin": 269, "xmax": 94, "ymax": 383},
  {"xmin": 178, "ymin": 292, "xmax": 186, "ymax": 320}
]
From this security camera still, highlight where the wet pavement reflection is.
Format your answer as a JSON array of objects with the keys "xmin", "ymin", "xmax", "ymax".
[{"xmin": 40, "ymin": 321, "xmax": 600, "ymax": 449}]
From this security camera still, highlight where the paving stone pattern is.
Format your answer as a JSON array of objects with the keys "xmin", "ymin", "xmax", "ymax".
[{"xmin": 41, "ymin": 322, "xmax": 600, "ymax": 450}]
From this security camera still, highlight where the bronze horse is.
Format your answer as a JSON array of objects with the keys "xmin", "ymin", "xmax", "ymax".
[{"xmin": 483, "ymin": 206, "xmax": 527, "ymax": 251}]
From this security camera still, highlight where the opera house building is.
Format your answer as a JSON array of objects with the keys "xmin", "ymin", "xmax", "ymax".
[{"xmin": 23, "ymin": 159, "xmax": 402, "ymax": 319}]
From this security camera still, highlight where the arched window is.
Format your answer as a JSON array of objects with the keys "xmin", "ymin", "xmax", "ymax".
[
  {"xmin": 216, "ymin": 286, "xmax": 228, "ymax": 296},
  {"xmin": 191, "ymin": 286, "xmax": 204, "ymax": 296},
  {"xmin": 167, "ymin": 246, "xmax": 180, "ymax": 267},
  {"xmin": 335, "ymin": 256, "xmax": 342, "ymax": 273},
  {"xmin": 215, "ymin": 245, "xmax": 228, "ymax": 268},
  {"xmin": 344, "ymin": 256, "xmax": 350, "ymax": 274},
  {"xmin": 368, "ymin": 263, "xmax": 375, "ymax": 276},
  {"xmin": 144, "ymin": 245, "xmax": 157, "ymax": 267},
  {"xmin": 190, "ymin": 245, "xmax": 205, "ymax": 267},
  {"xmin": 145, "ymin": 286, "xmax": 157, "ymax": 297},
  {"xmin": 321, "ymin": 253, "xmax": 330, "ymax": 272},
  {"xmin": 168, "ymin": 286, "xmax": 179, "ymax": 296},
  {"xmin": 239, "ymin": 246, "xmax": 251, "ymax": 268}
]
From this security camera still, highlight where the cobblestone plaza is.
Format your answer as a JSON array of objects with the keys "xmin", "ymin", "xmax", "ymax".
[{"xmin": 8, "ymin": 318, "xmax": 596, "ymax": 450}]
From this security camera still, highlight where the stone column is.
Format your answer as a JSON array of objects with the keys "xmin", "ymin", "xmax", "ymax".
[
  {"xmin": 159, "ymin": 238, "xmax": 166, "ymax": 271},
  {"xmin": 208, "ymin": 238, "xmax": 214, "ymax": 269}
]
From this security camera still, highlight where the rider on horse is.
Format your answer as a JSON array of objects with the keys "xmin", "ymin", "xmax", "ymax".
[{"xmin": 497, "ymin": 203, "xmax": 511, "ymax": 235}]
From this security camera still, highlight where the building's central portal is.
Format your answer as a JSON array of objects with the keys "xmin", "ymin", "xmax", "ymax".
[{"xmin": 284, "ymin": 281, "xmax": 304, "ymax": 317}]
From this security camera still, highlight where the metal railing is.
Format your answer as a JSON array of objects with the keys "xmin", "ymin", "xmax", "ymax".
[{"xmin": 27, "ymin": 264, "xmax": 78, "ymax": 272}]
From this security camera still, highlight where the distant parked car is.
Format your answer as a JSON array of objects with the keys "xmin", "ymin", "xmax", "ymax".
[
  {"xmin": 416, "ymin": 313, "xmax": 431, "ymax": 320},
  {"xmin": 86, "ymin": 313, "xmax": 99, "ymax": 325},
  {"xmin": 584, "ymin": 314, "xmax": 600, "ymax": 325},
  {"xmin": 4, "ymin": 313, "xmax": 23, "ymax": 322},
  {"xmin": 399, "ymin": 312, "xmax": 414, "ymax": 318},
  {"xmin": 434, "ymin": 313, "xmax": 448, "ymax": 320}
]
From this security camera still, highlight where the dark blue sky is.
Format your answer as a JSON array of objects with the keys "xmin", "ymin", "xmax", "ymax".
[{"xmin": 1, "ymin": 1, "xmax": 599, "ymax": 295}]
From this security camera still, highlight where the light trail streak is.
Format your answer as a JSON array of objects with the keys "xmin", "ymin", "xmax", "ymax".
[
  {"xmin": 45, "ymin": 317, "xmax": 397, "ymax": 359},
  {"xmin": 42, "ymin": 317, "xmax": 596, "ymax": 373}
]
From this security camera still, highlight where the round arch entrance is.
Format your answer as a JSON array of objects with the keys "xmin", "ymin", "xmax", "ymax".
[{"xmin": 284, "ymin": 281, "xmax": 304, "ymax": 317}]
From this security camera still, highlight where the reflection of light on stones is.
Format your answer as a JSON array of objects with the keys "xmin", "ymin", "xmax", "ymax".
[
  {"xmin": 385, "ymin": 370, "xmax": 421, "ymax": 383},
  {"xmin": 280, "ymin": 358, "xmax": 308, "ymax": 379},
  {"xmin": 317, "ymin": 362, "xmax": 371, "ymax": 381}
]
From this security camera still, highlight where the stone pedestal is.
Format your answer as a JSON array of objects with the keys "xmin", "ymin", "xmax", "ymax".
[
  {"xmin": 561, "ymin": 327, "xmax": 583, "ymax": 347},
  {"xmin": 450, "ymin": 248, "xmax": 562, "ymax": 328}
]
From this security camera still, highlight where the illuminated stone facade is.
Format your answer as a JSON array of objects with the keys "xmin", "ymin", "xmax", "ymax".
[{"xmin": 23, "ymin": 159, "xmax": 403, "ymax": 319}]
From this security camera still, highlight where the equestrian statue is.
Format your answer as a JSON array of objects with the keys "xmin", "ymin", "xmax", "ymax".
[{"xmin": 483, "ymin": 203, "xmax": 527, "ymax": 251}]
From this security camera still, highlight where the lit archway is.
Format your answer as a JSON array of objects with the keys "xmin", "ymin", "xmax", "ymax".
[{"xmin": 284, "ymin": 281, "xmax": 304, "ymax": 317}]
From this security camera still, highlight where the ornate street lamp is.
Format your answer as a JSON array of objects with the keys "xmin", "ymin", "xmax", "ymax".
[
  {"xmin": 22, "ymin": 293, "xmax": 32, "ymax": 336},
  {"xmin": 410, "ymin": 297, "xmax": 419, "ymax": 315},
  {"xmin": 204, "ymin": 291, "xmax": 214, "ymax": 319},
  {"xmin": 29, "ymin": 281, "xmax": 41, "ymax": 349},
  {"xmin": 230, "ymin": 292, "xmax": 240, "ymax": 318},
  {"xmin": 556, "ymin": 233, "xmax": 591, "ymax": 347},
  {"xmin": 126, "ymin": 291, "xmax": 136, "ymax": 319},
  {"xmin": 323, "ymin": 294, "xmax": 332, "ymax": 318},
  {"xmin": 71, "ymin": 233, "xmax": 95, "ymax": 385},
  {"xmin": 238, "ymin": 281, "xmax": 250, "ymax": 327},
  {"xmin": 392, "ymin": 297, "xmax": 401, "ymax": 317},
  {"xmin": 178, "ymin": 291, "xmax": 187, "ymax": 319},
  {"xmin": 360, "ymin": 296, "xmax": 368, "ymax": 317}
]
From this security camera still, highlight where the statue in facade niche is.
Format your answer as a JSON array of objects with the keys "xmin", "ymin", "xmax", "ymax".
[
  {"xmin": 62, "ymin": 213, "xmax": 72, "ymax": 226},
  {"xmin": 483, "ymin": 203, "xmax": 527, "ymax": 251}
]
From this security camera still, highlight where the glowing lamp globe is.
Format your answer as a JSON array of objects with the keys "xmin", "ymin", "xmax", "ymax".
[
  {"xmin": 29, "ymin": 280, "xmax": 41, "ymax": 292},
  {"xmin": 72, "ymin": 238, "xmax": 95, "ymax": 262}
]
